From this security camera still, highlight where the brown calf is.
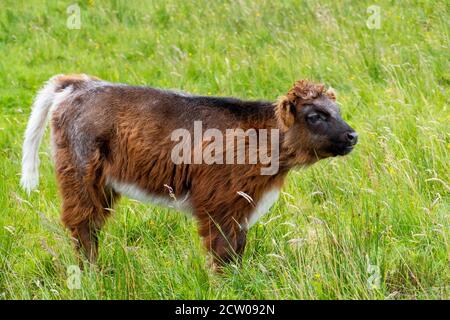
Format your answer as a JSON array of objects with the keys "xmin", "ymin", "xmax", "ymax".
[{"xmin": 21, "ymin": 75, "xmax": 357, "ymax": 268}]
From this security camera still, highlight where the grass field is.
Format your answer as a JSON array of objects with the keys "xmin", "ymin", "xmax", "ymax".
[{"xmin": 0, "ymin": 0, "xmax": 448, "ymax": 299}]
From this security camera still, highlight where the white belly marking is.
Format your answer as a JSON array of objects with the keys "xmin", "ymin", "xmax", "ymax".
[
  {"xmin": 106, "ymin": 177, "xmax": 191, "ymax": 213},
  {"xmin": 247, "ymin": 189, "xmax": 280, "ymax": 228}
]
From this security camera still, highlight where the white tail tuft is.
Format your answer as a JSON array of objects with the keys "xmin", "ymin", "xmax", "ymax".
[{"xmin": 20, "ymin": 75, "xmax": 63, "ymax": 194}]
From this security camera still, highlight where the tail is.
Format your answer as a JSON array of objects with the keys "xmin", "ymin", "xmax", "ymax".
[{"xmin": 20, "ymin": 76, "xmax": 63, "ymax": 194}]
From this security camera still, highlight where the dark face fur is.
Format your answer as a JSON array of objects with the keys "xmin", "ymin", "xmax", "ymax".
[
  {"xmin": 299, "ymin": 96, "xmax": 357, "ymax": 158},
  {"xmin": 276, "ymin": 80, "xmax": 358, "ymax": 163}
]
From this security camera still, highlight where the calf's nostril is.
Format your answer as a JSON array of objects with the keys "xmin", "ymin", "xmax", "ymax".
[{"xmin": 346, "ymin": 132, "xmax": 358, "ymax": 144}]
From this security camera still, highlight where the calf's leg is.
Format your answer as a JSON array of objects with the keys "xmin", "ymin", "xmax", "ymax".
[
  {"xmin": 54, "ymin": 147, "xmax": 117, "ymax": 265},
  {"xmin": 198, "ymin": 216, "xmax": 247, "ymax": 269}
]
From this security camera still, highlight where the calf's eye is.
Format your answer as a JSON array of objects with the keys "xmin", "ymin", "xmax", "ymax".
[{"xmin": 306, "ymin": 113, "xmax": 327, "ymax": 124}]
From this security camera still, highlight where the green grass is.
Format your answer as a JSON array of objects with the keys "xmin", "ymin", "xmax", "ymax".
[{"xmin": 0, "ymin": 0, "xmax": 448, "ymax": 299}]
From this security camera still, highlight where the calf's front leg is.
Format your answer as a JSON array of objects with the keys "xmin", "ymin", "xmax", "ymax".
[{"xmin": 198, "ymin": 217, "xmax": 248, "ymax": 269}]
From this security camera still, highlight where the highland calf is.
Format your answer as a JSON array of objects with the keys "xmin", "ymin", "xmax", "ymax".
[{"xmin": 21, "ymin": 75, "xmax": 357, "ymax": 268}]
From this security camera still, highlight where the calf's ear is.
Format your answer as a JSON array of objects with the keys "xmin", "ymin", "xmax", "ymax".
[
  {"xmin": 275, "ymin": 96, "xmax": 296, "ymax": 132},
  {"xmin": 326, "ymin": 88, "xmax": 336, "ymax": 101}
]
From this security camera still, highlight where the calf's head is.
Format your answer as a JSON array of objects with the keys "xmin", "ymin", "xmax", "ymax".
[{"xmin": 276, "ymin": 80, "xmax": 357, "ymax": 161}]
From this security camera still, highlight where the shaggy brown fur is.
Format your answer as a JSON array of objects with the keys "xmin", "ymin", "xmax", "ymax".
[{"xmin": 22, "ymin": 74, "xmax": 357, "ymax": 269}]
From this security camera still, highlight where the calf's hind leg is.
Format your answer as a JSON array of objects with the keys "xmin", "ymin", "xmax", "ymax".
[
  {"xmin": 55, "ymin": 148, "xmax": 117, "ymax": 264},
  {"xmin": 61, "ymin": 187, "xmax": 117, "ymax": 264}
]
